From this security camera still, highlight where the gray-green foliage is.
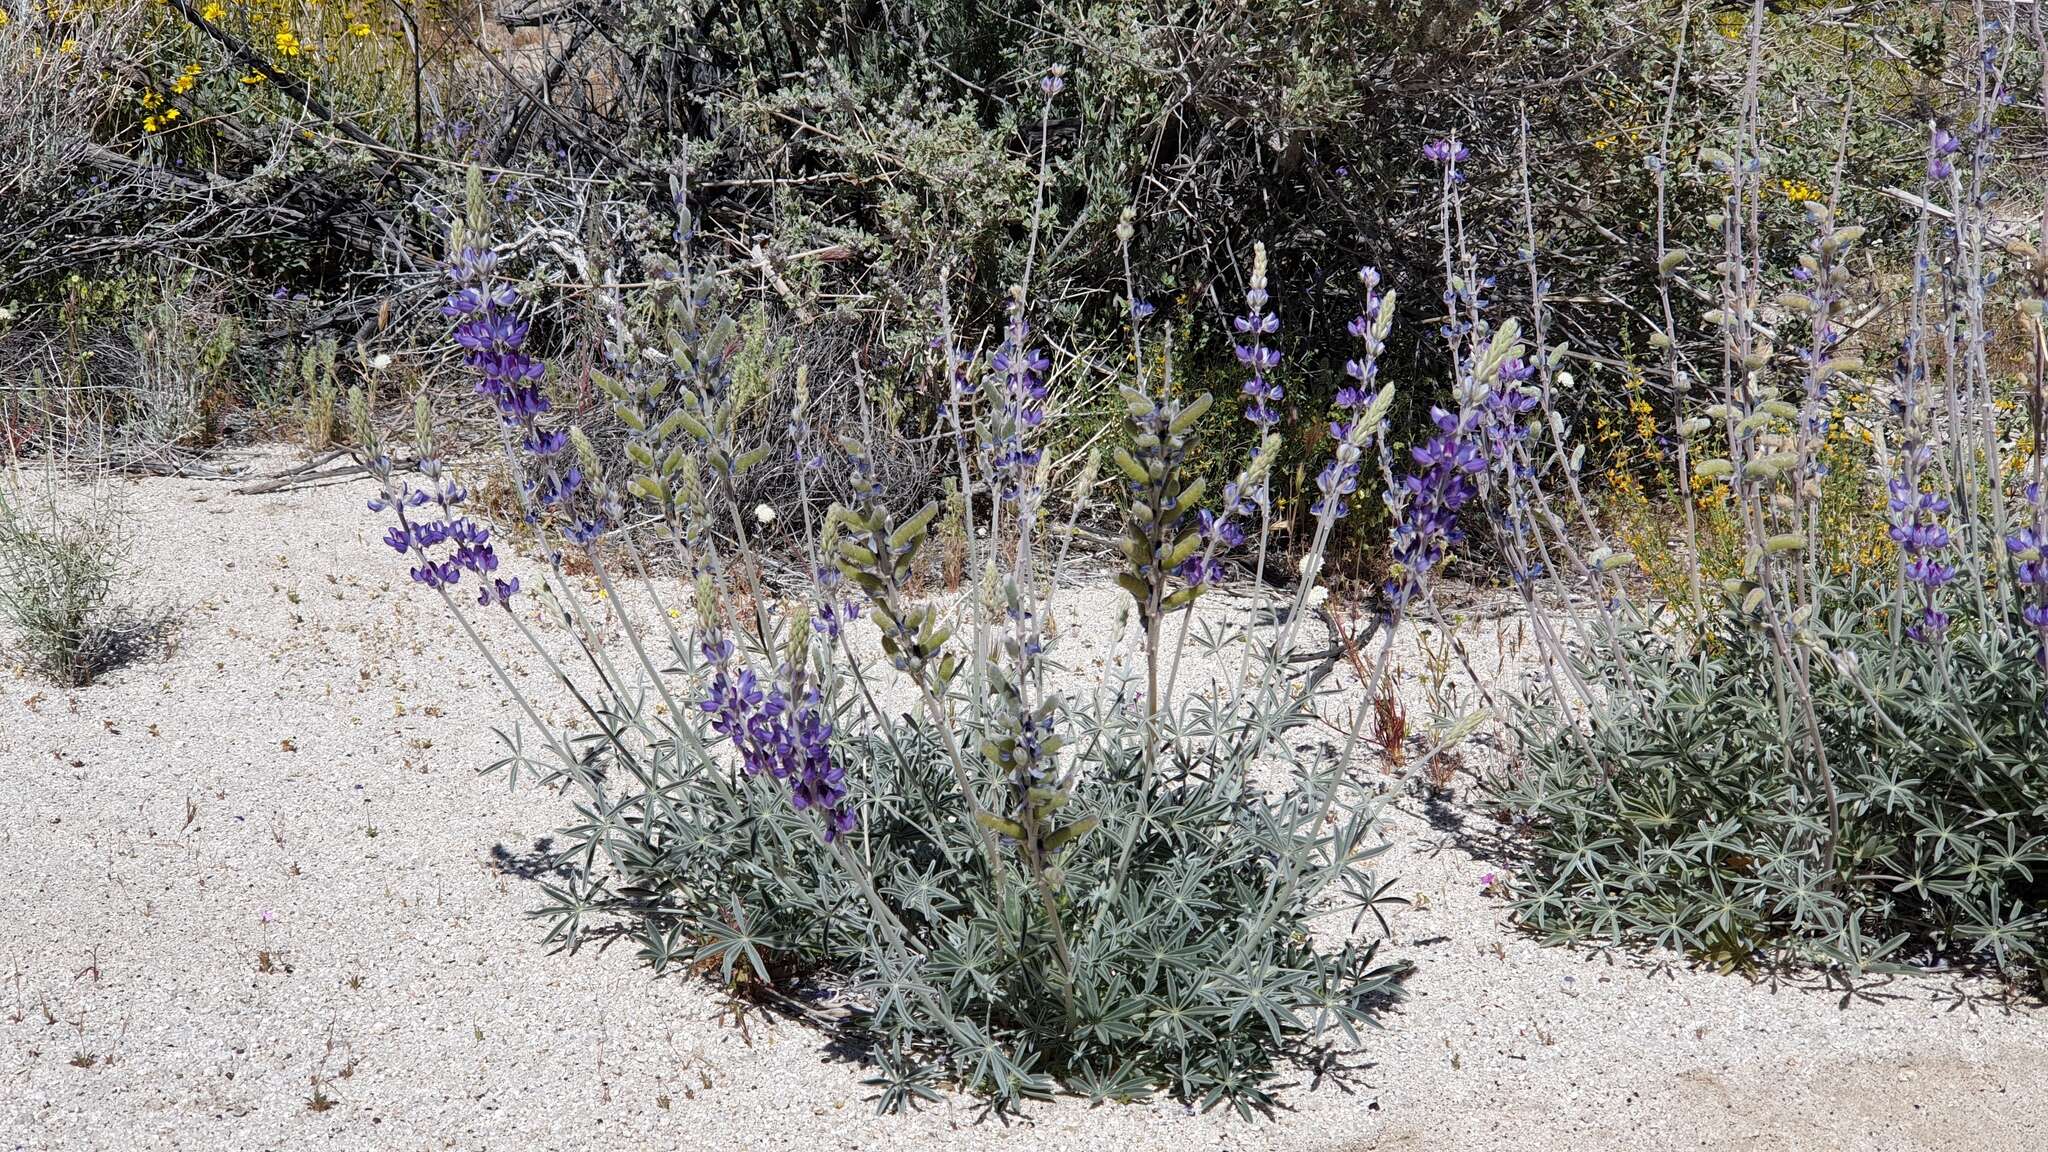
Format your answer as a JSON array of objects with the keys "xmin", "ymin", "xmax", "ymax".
[
  {"xmin": 1479, "ymin": 6, "xmax": 2048, "ymax": 993},
  {"xmin": 1497, "ymin": 584, "xmax": 2048, "ymax": 988},
  {"xmin": 300, "ymin": 336, "xmax": 340, "ymax": 451},
  {"xmin": 527, "ymin": 638, "xmax": 1401, "ymax": 1115},
  {"xmin": 0, "ymin": 474, "xmax": 164, "ymax": 686}
]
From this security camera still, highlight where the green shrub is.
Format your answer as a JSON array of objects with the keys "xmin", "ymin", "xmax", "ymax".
[{"xmin": 548, "ymin": 669, "xmax": 1404, "ymax": 1115}]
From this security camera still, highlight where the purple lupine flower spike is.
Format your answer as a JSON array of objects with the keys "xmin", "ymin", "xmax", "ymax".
[
  {"xmin": 445, "ymin": 243, "xmax": 606, "ymax": 545},
  {"xmin": 989, "ymin": 293, "xmax": 1050, "ymax": 504},
  {"xmin": 1929, "ymin": 127, "xmax": 1961, "ymax": 181},
  {"xmin": 1423, "ymin": 138, "xmax": 1470, "ymax": 182},
  {"xmin": 1234, "ymin": 243, "xmax": 1283, "ymax": 433},
  {"xmin": 1314, "ymin": 266, "xmax": 1395, "ymax": 523},
  {"xmin": 369, "ymin": 453, "xmax": 516, "ymax": 609},
  {"xmin": 2011, "ymin": 510, "xmax": 2048, "ymax": 668}
]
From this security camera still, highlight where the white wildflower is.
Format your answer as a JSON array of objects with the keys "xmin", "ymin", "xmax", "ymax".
[{"xmin": 753, "ymin": 503, "xmax": 776, "ymax": 526}]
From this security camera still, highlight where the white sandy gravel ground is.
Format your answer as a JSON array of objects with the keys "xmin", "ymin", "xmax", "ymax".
[{"xmin": 3, "ymin": 448, "xmax": 2045, "ymax": 1151}]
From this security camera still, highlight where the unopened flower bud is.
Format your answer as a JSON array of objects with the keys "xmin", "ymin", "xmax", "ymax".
[{"xmin": 570, "ymin": 426, "xmax": 601, "ymax": 477}]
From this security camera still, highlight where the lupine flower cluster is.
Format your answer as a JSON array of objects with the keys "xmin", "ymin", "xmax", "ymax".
[
  {"xmin": 1183, "ymin": 483, "xmax": 1250, "ymax": 588},
  {"xmin": 1467, "ymin": 354, "xmax": 1543, "ymax": 591},
  {"xmin": 1928, "ymin": 128, "xmax": 1961, "ymax": 181},
  {"xmin": 1888, "ymin": 465, "xmax": 1955, "ymax": 642},
  {"xmin": 2010, "ymin": 515, "xmax": 2048, "ymax": 668},
  {"xmin": 1312, "ymin": 267, "xmax": 1396, "ymax": 523},
  {"xmin": 808, "ymin": 547, "xmax": 864, "ymax": 640},
  {"xmin": 698, "ymin": 628, "xmax": 856, "ymax": 839},
  {"xmin": 1421, "ymin": 137, "xmax": 1469, "ymax": 178},
  {"xmin": 1384, "ymin": 408, "xmax": 1486, "ymax": 610},
  {"xmin": 1234, "ymin": 243, "xmax": 1283, "ymax": 432},
  {"xmin": 1480, "ymin": 357, "xmax": 1540, "ymax": 451},
  {"xmin": 1787, "ymin": 202, "xmax": 1864, "ymax": 478},
  {"xmin": 1382, "ymin": 140, "xmax": 1519, "ymax": 611},
  {"xmin": 445, "ymin": 245, "xmax": 605, "ymax": 545},
  {"xmin": 1876, "ymin": 124, "xmax": 1955, "ymax": 646},
  {"xmin": 1886, "ymin": 313, "xmax": 1953, "ymax": 646},
  {"xmin": 987, "ymin": 291, "xmax": 1051, "ymax": 504},
  {"xmin": 368, "ymin": 456, "xmax": 520, "ymax": 608},
  {"xmin": 988, "ymin": 572, "xmax": 1062, "ymax": 832}
]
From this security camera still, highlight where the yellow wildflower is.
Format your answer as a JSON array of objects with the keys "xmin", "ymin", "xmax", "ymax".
[
  {"xmin": 201, "ymin": 1, "xmax": 224, "ymax": 19},
  {"xmin": 275, "ymin": 27, "xmax": 301, "ymax": 57},
  {"xmin": 1778, "ymin": 179, "xmax": 1821, "ymax": 204},
  {"xmin": 61, "ymin": 38, "xmax": 80, "ymax": 52},
  {"xmin": 349, "ymin": 21, "xmax": 371, "ymax": 37}
]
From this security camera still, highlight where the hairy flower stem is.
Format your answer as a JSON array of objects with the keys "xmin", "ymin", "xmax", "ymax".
[
  {"xmin": 1143, "ymin": 613, "xmax": 1162, "ymax": 785},
  {"xmin": 911, "ymin": 678, "xmax": 1012, "ymax": 907},
  {"xmin": 792, "ymin": 464, "xmax": 916, "ymax": 779},
  {"xmin": 482, "ymin": 428, "xmax": 631, "ymax": 702},
  {"xmin": 1116, "ymin": 222, "xmax": 1188, "ymax": 741},
  {"xmin": 428, "ymin": 586, "xmax": 584, "ymax": 778},
  {"xmin": 827, "ymin": 837, "xmax": 921, "ymax": 956},
  {"xmin": 1649, "ymin": 5, "xmax": 1705, "ymax": 625},
  {"xmin": 936, "ymin": 275, "xmax": 993, "ymax": 711},
  {"xmin": 616, "ymin": 523, "xmax": 695, "ymax": 662},
  {"xmin": 586, "ymin": 551, "xmax": 692, "ymax": 732},
  {"xmin": 1723, "ymin": 0, "xmax": 1842, "ymax": 861},
  {"xmin": 1161, "ymin": 439, "xmax": 1273, "ymax": 710}
]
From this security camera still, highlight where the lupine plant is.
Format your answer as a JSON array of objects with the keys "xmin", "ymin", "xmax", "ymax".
[
  {"xmin": 353, "ymin": 80, "xmax": 1410, "ymax": 1108},
  {"xmin": 1483, "ymin": 3, "xmax": 2048, "ymax": 989}
]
